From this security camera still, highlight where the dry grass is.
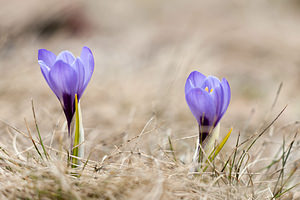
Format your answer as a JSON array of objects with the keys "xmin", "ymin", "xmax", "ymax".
[
  {"xmin": 1, "ymin": 104, "xmax": 299, "ymax": 200},
  {"xmin": 1, "ymin": 0, "xmax": 300, "ymax": 199}
]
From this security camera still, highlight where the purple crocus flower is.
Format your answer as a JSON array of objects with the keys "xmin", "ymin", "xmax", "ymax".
[
  {"xmin": 38, "ymin": 47, "xmax": 94, "ymax": 133},
  {"xmin": 185, "ymin": 71, "xmax": 231, "ymax": 141}
]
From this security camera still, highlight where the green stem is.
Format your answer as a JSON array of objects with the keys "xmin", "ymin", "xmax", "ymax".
[{"xmin": 72, "ymin": 94, "xmax": 80, "ymax": 167}]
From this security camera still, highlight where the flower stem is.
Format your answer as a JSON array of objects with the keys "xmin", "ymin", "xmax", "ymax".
[
  {"xmin": 71, "ymin": 94, "xmax": 84, "ymax": 168},
  {"xmin": 193, "ymin": 124, "xmax": 220, "ymax": 164}
]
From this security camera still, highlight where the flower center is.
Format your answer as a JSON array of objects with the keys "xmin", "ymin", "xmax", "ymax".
[{"xmin": 205, "ymin": 87, "xmax": 213, "ymax": 93}]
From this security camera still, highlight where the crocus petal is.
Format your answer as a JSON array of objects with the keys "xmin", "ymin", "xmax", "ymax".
[
  {"xmin": 185, "ymin": 71, "xmax": 231, "ymax": 132},
  {"xmin": 38, "ymin": 60, "xmax": 51, "ymax": 85},
  {"xmin": 48, "ymin": 60, "xmax": 78, "ymax": 100},
  {"xmin": 202, "ymin": 76, "xmax": 222, "ymax": 90},
  {"xmin": 80, "ymin": 46, "xmax": 94, "ymax": 85},
  {"xmin": 38, "ymin": 49, "xmax": 56, "ymax": 67},
  {"xmin": 210, "ymin": 85, "xmax": 224, "ymax": 121},
  {"xmin": 38, "ymin": 47, "xmax": 95, "ymax": 135},
  {"xmin": 72, "ymin": 58, "xmax": 85, "ymax": 99},
  {"xmin": 62, "ymin": 92, "xmax": 75, "ymax": 133},
  {"xmin": 220, "ymin": 78, "xmax": 231, "ymax": 116},
  {"xmin": 202, "ymin": 76, "xmax": 225, "ymax": 124},
  {"xmin": 48, "ymin": 60, "xmax": 79, "ymax": 131},
  {"xmin": 185, "ymin": 88, "xmax": 217, "ymax": 126},
  {"xmin": 185, "ymin": 71, "xmax": 206, "ymax": 94},
  {"xmin": 56, "ymin": 51, "xmax": 76, "ymax": 65}
]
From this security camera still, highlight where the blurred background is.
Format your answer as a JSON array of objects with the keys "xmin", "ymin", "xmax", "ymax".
[{"xmin": 0, "ymin": 0, "xmax": 300, "ymax": 162}]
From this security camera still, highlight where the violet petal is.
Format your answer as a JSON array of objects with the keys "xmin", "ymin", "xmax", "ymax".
[
  {"xmin": 221, "ymin": 78, "xmax": 231, "ymax": 116},
  {"xmin": 80, "ymin": 46, "xmax": 94, "ymax": 85},
  {"xmin": 38, "ymin": 49, "xmax": 56, "ymax": 67},
  {"xmin": 185, "ymin": 71, "xmax": 206, "ymax": 94},
  {"xmin": 56, "ymin": 51, "xmax": 76, "ymax": 65},
  {"xmin": 185, "ymin": 88, "xmax": 217, "ymax": 126},
  {"xmin": 72, "ymin": 58, "xmax": 85, "ymax": 99}
]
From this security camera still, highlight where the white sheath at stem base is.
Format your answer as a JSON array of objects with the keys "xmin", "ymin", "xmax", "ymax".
[
  {"xmin": 70, "ymin": 95, "xmax": 85, "ymax": 167},
  {"xmin": 76, "ymin": 102, "xmax": 85, "ymax": 162},
  {"xmin": 193, "ymin": 123, "xmax": 220, "ymax": 164}
]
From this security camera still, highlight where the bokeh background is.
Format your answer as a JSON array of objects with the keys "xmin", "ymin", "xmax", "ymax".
[{"xmin": 0, "ymin": 0, "xmax": 300, "ymax": 167}]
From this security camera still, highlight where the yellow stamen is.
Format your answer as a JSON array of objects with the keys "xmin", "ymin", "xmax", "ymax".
[{"xmin": 205, "ymin": 87, "xmax": 213, "ymax": 93}]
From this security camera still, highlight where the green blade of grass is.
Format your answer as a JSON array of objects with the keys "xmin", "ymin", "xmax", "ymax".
[
  {"xmin": 203, "ymin": 128, "xmax": 232, "ymax": 172},
  {"xmin": 79, "ymin": 150, "xmax": 93, "ymax": 178},
  {"xmin": 32, "ymin": 99, "xmax": 49, "ymax": 160},
  {"xmin": 273, "ymin": 132, "xmax": 298, "ymax": 197},
  {"xmin": 209, "ymin": 128, "xmax": 232, "ymax": 161},
  {"xmin": 168, "ymin": 135, "xmax": 177, "ymax": 162},
  {"xmin": 228, "ymin": 132, "xmax": 240, "ymax": 184},
  {"xmin": 236, "ymin": 105, "xmax": 287, "ymax": 180},
  {"xmin": 221, "ymin": 132, "xmax": 240, "ymax": 173},
  {"xmin": 24, "ymin": 118, "xmax": 44, "ymax": 160},
  {"xmin": 274, "ymin": 182, "xmax": 300, "ymax": 199}
]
